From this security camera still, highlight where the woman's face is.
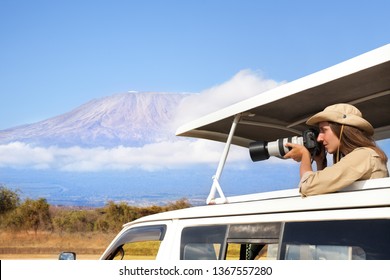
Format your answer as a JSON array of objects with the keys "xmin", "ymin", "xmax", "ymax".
[{"xmin": 317, "ymin": 121, "xmax": 340, "ymax": 154}]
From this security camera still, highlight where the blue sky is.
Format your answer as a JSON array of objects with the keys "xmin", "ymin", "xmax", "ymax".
[{"xmin": 1, "ymin": 0, "xmax": 389, "ymax": 130}]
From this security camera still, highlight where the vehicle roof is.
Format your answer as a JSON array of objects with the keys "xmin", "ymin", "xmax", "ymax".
[
  {"xmin": 124, "ymin": 177, "xmax": 390, "ymax": 227},
  {"xmin": 176, "ymin": 44, "xmax": 390, "ymax": 147}
]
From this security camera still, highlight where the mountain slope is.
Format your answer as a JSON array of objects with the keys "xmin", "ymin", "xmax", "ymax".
[{"xmin": 0, "ymin": 92, "xmax": 187, "ymax": 147}]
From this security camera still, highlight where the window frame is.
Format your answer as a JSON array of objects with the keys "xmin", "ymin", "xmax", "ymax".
[
  {"xmin": 180, "ymin": 222, "xmax": 282, "ymax": 260},
  {"xmin": 105, "ymin": 224, "xmax": 167, "ymax": 260},
  {"xmin": 279, "ymin": 219, "xmax": 390, "ymax": 260}
]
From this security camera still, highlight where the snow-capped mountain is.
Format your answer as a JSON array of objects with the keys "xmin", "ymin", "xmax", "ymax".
[{"xmin": 0, "ymin": 92, "xmax": 188, "ymax": 147}]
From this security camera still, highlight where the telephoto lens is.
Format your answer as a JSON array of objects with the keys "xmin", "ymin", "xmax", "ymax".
[
  {"xmin": 249, "ymin": 129, "xmax": 320, "ymax": 162},
  {"xmin": 249, "ymin": 136, "xmax": 304, "ymax": 162}
]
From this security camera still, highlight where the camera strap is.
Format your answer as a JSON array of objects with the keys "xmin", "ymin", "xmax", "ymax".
[{"xmin": 336, "ymin": 124, "xmax": 345, "ymax": 163}]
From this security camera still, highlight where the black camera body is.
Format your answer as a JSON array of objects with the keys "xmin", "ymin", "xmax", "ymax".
[
  {"xmin": 301, "ymin": 128, "xmax": 319, "ymax": 151},
  {"xmin": 249, "ymin": 129, "xmax": 321, "ymax": 162}
]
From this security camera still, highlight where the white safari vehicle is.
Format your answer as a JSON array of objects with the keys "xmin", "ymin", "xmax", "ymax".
[{"xmin": 61, "ymin": 45, "xmax": 390, "ymax": 261}]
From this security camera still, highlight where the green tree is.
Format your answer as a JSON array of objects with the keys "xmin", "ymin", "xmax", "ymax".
[
  {"xmin": 17, "ymin": 198, "xmax": 52, "ymax": 234},
  {"xmin": 0, "ymin": 185, "xmax": 20, "ymax": 214},
  {"xmin": 103, "ymin": 201, "xmax": 137, "ymax": 231},
  {"xmin": 53, "ymin": 208, "xmax": 98, "ymax": 233},
  {"xmin": 97, "ymin": 199, "xmax": 191, "ymax": 233},
  {"xmin": 165, "ymin": 198, "xmax": 191, "ymax": 211}
]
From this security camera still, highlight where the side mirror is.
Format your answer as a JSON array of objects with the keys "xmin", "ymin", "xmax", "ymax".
[{"xmin": 59, "ymin": 251, "xmax": 76, "ymax": 260}]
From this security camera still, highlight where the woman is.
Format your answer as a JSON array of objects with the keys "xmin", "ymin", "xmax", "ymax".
[{"xmin": 284, "ymin": 103, "xmax": 388, "ymax": 196}]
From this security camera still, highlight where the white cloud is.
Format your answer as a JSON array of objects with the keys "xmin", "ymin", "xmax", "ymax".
[
  {"xmin": 0, "ymin": 140, "xmax": 245, "ymax": 171},
  {"xmin": 0, "ymin": 142, "xmax": 54, "ymax": 169},
  {"xmin": 172, "ymin": 69, "xmax": 283, "ymax": 128},
  {"xmin": 0, "ymin": 139, "xmax": 296, "ymax": 172}
]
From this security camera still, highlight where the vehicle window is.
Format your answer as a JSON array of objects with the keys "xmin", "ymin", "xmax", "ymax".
[
  {"xmin": 226, "ymin": 223, "xmax": 281, "ymax": 260},
  {"xmin": 180, "ymin": 225, "xmax": 227, "ymax": 260},
  {"xmin": 107, "ymin": 225, "xmax": 166, "ymax": 260},
  {"xmin": 280, "ymin": 219, "xmax": 390, "ymax": 260},
  {"xmin": 284, "ymin": 244, "xmax": 365, "ymax": 260},
  {"xmin": 226, "ymin": 243, "xmax": 279, "ymax": 260}
]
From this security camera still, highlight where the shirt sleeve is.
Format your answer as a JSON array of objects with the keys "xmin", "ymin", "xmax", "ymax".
[{"xmin": 299, "ymin": 148, "xmax": 375, "ymax": 196}]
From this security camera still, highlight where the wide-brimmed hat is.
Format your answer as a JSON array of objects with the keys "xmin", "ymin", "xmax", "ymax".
[{"xmin": 306, "ymin": 103, "xmax": 374, "ymax": 135}]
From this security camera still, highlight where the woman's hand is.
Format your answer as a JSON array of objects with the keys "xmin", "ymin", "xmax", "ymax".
[
  {"xmin": 284, "ymin": 143, "xmax": 313, "ymax": 178},
  {"xmin": 283, "ymin": 143, "xmax": 310, "ymax": 162}
]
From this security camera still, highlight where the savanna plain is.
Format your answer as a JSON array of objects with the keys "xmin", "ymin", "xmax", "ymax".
[{"xmin": 0, "ymin": 185, "xmax": 190, "ymax": 260}]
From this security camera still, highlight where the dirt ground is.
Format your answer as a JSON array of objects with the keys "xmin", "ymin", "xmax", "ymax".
[{"xmin": 0, "ymin": 231, "xmax": 115, "ymax": 260}]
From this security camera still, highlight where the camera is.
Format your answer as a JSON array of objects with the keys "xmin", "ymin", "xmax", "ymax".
[{"xmin": 249, "ymin": 129, "xmax": 321, "ymax": 162}]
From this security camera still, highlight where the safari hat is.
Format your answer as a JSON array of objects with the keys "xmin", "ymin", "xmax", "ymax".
[{"xmin": 306, "ymin": 103, "xmax": 374, "ymax": 135}]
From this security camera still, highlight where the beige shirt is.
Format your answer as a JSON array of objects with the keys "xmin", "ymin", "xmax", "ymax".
[{"xmin": 299, "ymin": 147, "xmax": 389, "ymax": 196}]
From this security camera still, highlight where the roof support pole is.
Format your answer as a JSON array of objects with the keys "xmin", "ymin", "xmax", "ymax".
[{"xmin": 207, "ymin": 114, "xmax": 241, "ymax": 204}]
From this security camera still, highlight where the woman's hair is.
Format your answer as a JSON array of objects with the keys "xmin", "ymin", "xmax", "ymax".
[{"xmin": 330, "ymin": 122, "xmax": 388, "ymax": 164}]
